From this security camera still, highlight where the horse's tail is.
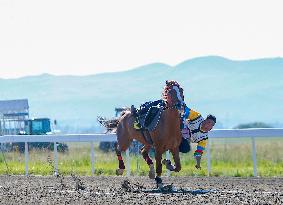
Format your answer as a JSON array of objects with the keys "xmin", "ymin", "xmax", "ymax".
[
  {"xmin": 97, "ymin": 108, "xmax": 130, "ymax": 132},
  {"xmin": 97, "ymin": 116, "xmax": 119, "ymax": 132}
]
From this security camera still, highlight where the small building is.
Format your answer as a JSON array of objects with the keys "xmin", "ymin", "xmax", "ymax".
[{"xmin": 0, "ymin": 99, "xmax": 29, "ymax": 135}]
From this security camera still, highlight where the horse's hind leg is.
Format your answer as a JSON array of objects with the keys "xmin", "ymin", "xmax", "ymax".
[
  {"xmin": 115, "ymin": 137, "xmax": 132, "ymax": 175},
  {"xmin": 114, "ymin": 142, "xmax": 126, "ymax": 175},
  {"xmin": 115, "ymin": 115, "xmax": 132, "ymax": 176},
  {"xmin": 140, "ymin": 145, "xmax": 155, "ymax": 179}
]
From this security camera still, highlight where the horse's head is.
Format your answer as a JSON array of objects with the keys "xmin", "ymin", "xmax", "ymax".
[{"xmin": 162, "ymin": 80, "xmax": 184, "ymax": 108}]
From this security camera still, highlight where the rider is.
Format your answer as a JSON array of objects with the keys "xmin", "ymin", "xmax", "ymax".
[
  {"xmin": 164, "ymin": 105, "xmax": 216, "ymax": 170},
  {"xmin": 182, "ymin": 106, "xmax": 216, "ymax": 169}
]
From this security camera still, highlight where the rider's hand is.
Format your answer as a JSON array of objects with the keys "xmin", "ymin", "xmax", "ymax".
[
  {"xmin": 195, "ymin": 164, "xmax": 201, "ymax": 169},
  {"xmin": 194, "ymin": 155, "xmax": 201, "ymax": 170}
]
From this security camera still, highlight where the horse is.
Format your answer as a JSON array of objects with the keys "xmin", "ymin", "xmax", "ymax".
[{"xmin": 105, "ymin": 80, "xmax": 184, "ymax": 188}]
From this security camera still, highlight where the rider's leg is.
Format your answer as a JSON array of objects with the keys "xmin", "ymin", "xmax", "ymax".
[{"xmin": 179, "ymin": 137, "xmax": 191, "ymax": 153}]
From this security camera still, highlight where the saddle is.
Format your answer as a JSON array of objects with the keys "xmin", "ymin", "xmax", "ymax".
[
  {"xmin": 132, "ymin": 100, "xmax": 165, "ymax": 131},
  {"xmin": 131, "ymin": 100, "xmax": 165, "ymax": 145}
]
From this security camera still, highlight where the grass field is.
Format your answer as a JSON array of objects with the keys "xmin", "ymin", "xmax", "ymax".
[{"xmin": 0, "ymin": 137, "xmax": 282, "ymax": 177}]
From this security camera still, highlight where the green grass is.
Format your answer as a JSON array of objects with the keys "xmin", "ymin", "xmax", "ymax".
[{"xmin": 1, "ymin": 137, "xmax": 282, "ymax": 177}]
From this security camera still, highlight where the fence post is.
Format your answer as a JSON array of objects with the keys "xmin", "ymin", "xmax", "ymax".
[
  {"xmin": 207, "ymin": 138, "xmax": 211, "ymax": 176},
  {"xmin": 54, "ymin": 142, "xmax": 58, "ymax": 176},
  {"xmin": 166, "ymin": 150, "xmax": 171, "ymax": 177},
  {"xmin": 126, "ymin": 148, "xmax": 130, "ymax": 176},
  {"xmin": 25, "ymin": 142, "xmax": 28, "ymax": 176},
  {"xmin": 251, "ymin": 137, "xmax": 257, "ymax": 177},
  {"xmin": 91, "ymin": 142, "xmax": 95, "ymax": 176}
]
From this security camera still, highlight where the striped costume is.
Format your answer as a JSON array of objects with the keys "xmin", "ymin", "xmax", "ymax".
[{"xmin": 181, "ymin": 106, "xmax": 208, "ymax": 157}]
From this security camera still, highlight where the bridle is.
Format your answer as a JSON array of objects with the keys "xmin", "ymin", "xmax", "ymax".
[{"xmin": 163, "ymin": 83, "xmax": 185, "ymax": 114}]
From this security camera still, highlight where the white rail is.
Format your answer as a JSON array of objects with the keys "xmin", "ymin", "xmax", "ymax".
[
  {"xmin": 0, "ymin": 134, "xmax": 116, "ymax": 176},
  {"xmin": 1, "ymin": 128, "xmax": 283, "ymax": 177},
  {"xmin": 207, "ymin": 128, "xmax": 283, "ymax": 176}
]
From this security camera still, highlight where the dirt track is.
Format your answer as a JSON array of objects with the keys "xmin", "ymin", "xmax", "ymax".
[{"xmin": 0, "ymin": 175, "xmax": 282, "ymax": 205}]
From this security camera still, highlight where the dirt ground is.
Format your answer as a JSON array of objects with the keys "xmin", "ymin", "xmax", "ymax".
[{"xmin": 0, "ymin": 175, "xmax": 282, "ymax": 205}]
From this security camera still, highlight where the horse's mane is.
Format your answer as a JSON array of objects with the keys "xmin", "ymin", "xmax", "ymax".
[{"xmin": 162, "ymin": 80, "xmax": 184, "ymax": 105}]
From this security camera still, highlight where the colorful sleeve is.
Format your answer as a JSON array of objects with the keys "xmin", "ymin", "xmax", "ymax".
[
  {"xmin": 183, "ymin": 106, "xmax": 190, "ymax": 119},
  {"xmin": 194, "ymin": 139, "xmax": 207, "ymax": 157},
  {"xmin": 187, "ymin": 109, "xmax": 200, "ymax": 121}
]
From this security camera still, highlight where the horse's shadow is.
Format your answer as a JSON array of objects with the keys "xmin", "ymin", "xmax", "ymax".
[{"xmin": 121, "ymin": 180, "xmax": 216, "ymax": 195}]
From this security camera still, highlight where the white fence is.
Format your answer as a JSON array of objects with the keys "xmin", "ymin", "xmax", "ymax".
[{"xmin": 1, "ymin": 128, "xmax": 283, "ymax": 177}]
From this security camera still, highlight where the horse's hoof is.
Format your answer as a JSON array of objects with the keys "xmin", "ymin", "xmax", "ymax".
[
  {"xmin": 162, "ymin": 159, "xmax": 175, "ymax": 171},
  {"xmin": 157, "ymin": 183, "xmax": 164, "ymax": 189},
  {"xmin": 174, "ymin": 166, "xmax": 181, "ymax": 172},
  {"xmin": 155, "ymin": 176, "xmax": 163, "ymax": 189},
  {"xmin": 116, "ymin": 169, "xmax": 124, "ymax": 175},
  {"xmin": 148, "ymin": 164, "xmax": 155, "ymax": 179}
]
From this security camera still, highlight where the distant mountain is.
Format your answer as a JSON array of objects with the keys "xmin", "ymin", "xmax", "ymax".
[{"xmin": 0, "ymin": 56, "xmax": 282, "ymax": 131}]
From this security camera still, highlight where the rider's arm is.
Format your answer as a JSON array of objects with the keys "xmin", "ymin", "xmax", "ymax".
[
  {"xmin": 194, "ymin": 139, "xmax": 207, "ymax": 157},
  {"xmin": 183, "ymin": 106, "xmax": 190, "ymax": 119},
  {"xmin": 194, "ymin": 139, "xmax": 207, "ymax": 169},
  {"xmin": 186, "ymin": 108, "xmax": 201, "ymax": 121}
]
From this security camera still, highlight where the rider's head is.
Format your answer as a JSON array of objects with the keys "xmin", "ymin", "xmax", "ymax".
[{"xmin": 201, "ymin": 114, "xmax": 216, "ymax": 132}]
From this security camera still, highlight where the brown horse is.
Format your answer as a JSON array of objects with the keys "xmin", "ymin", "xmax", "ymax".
[{"xmin": 113, "ymin": 80, "xmax": 184, "ymax": 187}]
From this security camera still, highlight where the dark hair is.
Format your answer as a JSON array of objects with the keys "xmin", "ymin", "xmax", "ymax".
[{"xmin": 206, "ymin": 114, "xmax": 216, "ymax": 124}]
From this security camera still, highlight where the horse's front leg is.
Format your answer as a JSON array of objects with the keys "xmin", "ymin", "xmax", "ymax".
[
  {"xmin": 171, "ymin": 148, "xmax": 181, "ymax": 172},
  {"xmin": 162, "ymin": 149, "xmax": 181, "ymax": 172},
  {"xmin": 154, "ymin": 149, "xmax": 163, "ymax": 188}
]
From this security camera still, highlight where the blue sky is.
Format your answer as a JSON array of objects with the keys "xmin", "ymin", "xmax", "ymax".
[{"xmin": 0, "ymin": 0, "xmax": 282, "ymax": 78}]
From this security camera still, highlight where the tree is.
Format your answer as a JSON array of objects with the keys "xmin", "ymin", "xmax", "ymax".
[{"xmin": 234, "ymin": 122, "xmax": 272, "ymax": 129}]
